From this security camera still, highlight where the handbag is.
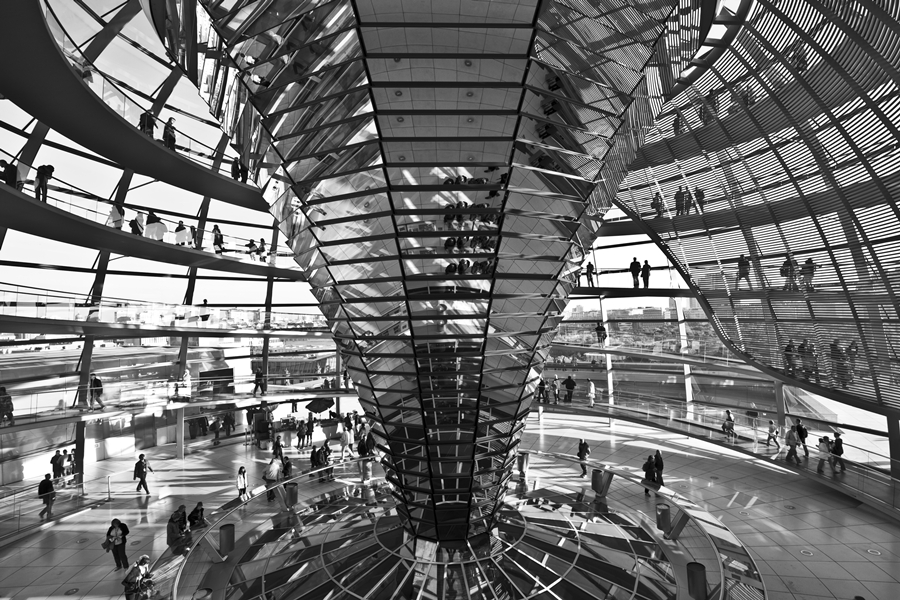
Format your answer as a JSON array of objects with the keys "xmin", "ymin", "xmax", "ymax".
[{"xmin": 101, "ymin": 539, "xmax": 112, "ymax": 552}]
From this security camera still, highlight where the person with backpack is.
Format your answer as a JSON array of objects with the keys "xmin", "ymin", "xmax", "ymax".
[
  {"xmin": 106, "ymin": 518, "xmax": 130, "ymax": 570},
  {"xmin": 795, "ymin": 418, "xmax": 810, "ymax": 457},
  {"xmin": 121, "ymin": 555, "xmax": 152, "ymax": 600},
  {"xmin": 642, "ymin": 455, "xmax": 656, "ymax": 496},
  {"xmin": 34, "ymin": 164, "xmax": 54, "ymax": 202},
  {"xmin": 577, "ymin": 439, "xmax": 590, "ymax": 477},
  {"xmin": 832, "ymin": 432, "xmax": 846, "ymax": 472},
  {"xmin": 0, "ymin": 387, "xmax": 15, "ymax": 427}
]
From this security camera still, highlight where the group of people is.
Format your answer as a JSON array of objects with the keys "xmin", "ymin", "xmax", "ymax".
[
  {"xmin": 0, "ymin": 158, "xmax": 55, "ymax": 202},
  {"xmin": 628, "ymin": 258, "xmax": 653, "ymax": 289},
  {"xmin": 442, "ymin": 200, "xmax": 502, "ymax": 233},
  {"xmin": 444, "ymin": 255, "xmax": 496, "ymax": 276},
  {"xmin": 641, "ymin": 450, "xmax": 666, "ymax": 495},
  {"xmin": 138, "ymin": 110, "xmax": 177, "ymax": 152},
  {"xmin": 784, "ymin": 338, "xmax": 859, "ymax": 388},
  {"xmin": 649, "ymin": 186, "xmax": 705, "ymax": 218},
  {"xmin": 779, "ymin": 256, "xmax": 818, "ymax": 292},
  {"xmin": 536, "ymin": 374, "xmax": 595, "ymax": 406}
]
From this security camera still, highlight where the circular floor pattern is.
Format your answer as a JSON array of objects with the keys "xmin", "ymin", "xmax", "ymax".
[{"xmin": 214, "ymin": 483, "xmax": 680, "ymax": 600}]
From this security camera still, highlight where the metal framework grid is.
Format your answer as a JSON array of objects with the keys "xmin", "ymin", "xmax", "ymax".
[{"xmin": 144, "ymin": 0, "xmax": 708, "ymax": 541}]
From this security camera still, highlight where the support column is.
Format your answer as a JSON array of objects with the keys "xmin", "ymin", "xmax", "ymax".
[
  {"xmin": 176, "ymin": 408, "xmax": 185, "ymax": 460},
  {"xmin": 601, "ymin": 299, "xmax": 614, "ymax": 405},
  {"xmin": 888, "ymin": 417, "xmax": 900, "ymax": 481},
  {"xmin": 774, "ymin": 380, "xmax": 786, "ymax": 428},
  {"xmin": 675, "ymin": 298, "xmax": 694, "ymax": 410}
]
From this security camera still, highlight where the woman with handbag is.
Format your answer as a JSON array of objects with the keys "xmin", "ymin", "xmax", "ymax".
[
  {"xmin": 122, "ymin": 555, "xmax": 152, "ymax": 600},
  {"xmin": 105, "ymin": 518, "xmax": 130, "ymax": 570}
]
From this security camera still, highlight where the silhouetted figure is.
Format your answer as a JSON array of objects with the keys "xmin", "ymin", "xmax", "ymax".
[
  {"xmin": 585, "ymin": 262, "xmax": 595, "ymax": 287},
  {"xmin": 629, "ymin": 257, "xmax": 641, "ymax": 288},
  {"xmin": 783, "ymin": 339, "xmax": 797, "ymax": 376},
  {"xmin": 800, "ymin": 258, "xmax": 817, "ymax": 292},
  {"xmin": 736, "ymin": 254, "xmax": 752, "ymax": 290},
  {"xmin": 139, "ymin": 110, "xmax": 156, "ymax": 137},
  {"xmin": 780, "ymin": 255, "xmax": 799, "ymax": 291},
  {"xmin": 650, "ymin": 191, "xmax": 664, "ymax": 218},
  {"xmin": 163, "ymin": 118, "xmax": 177, "ymax": 150},
  {"xmin": 34, "ymin": 165, "xmax": 54, "ymax": 203},
  {"xmin": 231, "ymin": 157, "xmax": 241, "ymax": 180},
  {"xmin": 595, "ymin": 323, "xmax": 607, "ymax": 346},
  {"xmin": 672, "ymin": 114, "xmax": 682, "ymax": 135},
  {"xmin": 674, "ymin": 186, "xmax": 685, "ymax": 216},
  {"xmin": 694, "ymin": 187, "xmax": 705, "ymax": 212},
  {"xmin": 641, "ymin": 261, "xmax": 651, "ymax": 289}
]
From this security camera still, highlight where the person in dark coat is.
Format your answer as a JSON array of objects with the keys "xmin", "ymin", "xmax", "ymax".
[
  {"xmin": 577, "ymin": 439, "xmax": 590, "ymax": 477},
  {"xmin": 231, "ymin": 157, "xmax": 241, "ymax": 180},
  {"xmin": 629, "ymin": 257, "xmax": 641, "ymax": 288},
  {"xmin": 674, "ymin": 186, "xmax": 684, "ymax": 216},
  {"xmin": 38, "ymin": 474, "xmax": 55, "ymax": 519},
  {"xmin": 188, "ymin": 502, "xmax": 207, "ymax": 528},
  {"xmin": 106, "ymin": 518, "xmax": 130, "ymax": 570},
  {"xmin": 563, "ymin": 375, "xmax": 576, "ymax": 403},
  {"xmin": 273, "ymin": 435, "xmax": 284, "ymax": 459},
  {"xmin": 0, "ymin": 159, "xmax": 18, "ymax": 188},
  {"xmin": 642, "ymin": 455, "xmax": 656, "ymax": 496},
  {"xmin": 34, "ymin": 165, "xmax": 54, "ymax": 203},
  {"xmin": 694, "ymin": 187, "xmax": 705, "ymax": 211},
  {"xmin": 133, "ymin": 454, "xmax": 153, "ymax": 494},
  {"xmin": 163, "ymin": 118, "xmax": 177, "ymax": 150},
  {"xmin": 641, "ymin": 261, "xmax": 651, "ymax": 289}
]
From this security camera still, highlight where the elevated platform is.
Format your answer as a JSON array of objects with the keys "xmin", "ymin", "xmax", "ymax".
[
  {"xmin": 632, "ymin": 40, "xmax": 886, "ymax": 170},
  {"xmin": 0, "ymin": 184, "xmax": 305, "ymax": 280},
  {"xmin": 0, "ymin": 1, "xmax": 267, "ymax": 212},
  {"xmin": 569, "ymin": 286, "xmax": 695, "ymax": 298}
]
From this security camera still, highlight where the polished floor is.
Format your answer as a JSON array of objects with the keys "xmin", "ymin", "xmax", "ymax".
[{"xmin": 0, "ymin": 413, "xmax": 897, "ymax": 600}]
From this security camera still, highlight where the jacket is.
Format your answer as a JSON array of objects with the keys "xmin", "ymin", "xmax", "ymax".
[
  {"xmin": 38, "ymin": 478, "xmax": 54, "ymax": 498},
  {"xmin": 236, "ymin": 473, "xmax": 247, "ymax": 490},
  {"xmin": 263, "ymin": 462, "xmax": 281, "ymax": 480},
  {"xmin": 107, "ymin": 523, "xmax": 130, "ymax": 544},
  {"xmin": 786, "ymin": 430, "xmax": 799, "ymax": 446},
  {"xmin": 577, "ymin": 442, "xmax": 590, "ymax": 460},
  {"xmin": 133, "ymin": 459, "xmax": 151, "ymax": 480},
  {"xmin": 166, "ymin": 519, "xmax": 182, "ymax": 546},
  {"xmin": 832, "ymin": 438, "xmax": 844, "ymax": 456}
]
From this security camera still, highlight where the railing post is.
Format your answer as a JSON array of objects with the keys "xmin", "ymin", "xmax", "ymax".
[{"xmin": 107, "ymin": 475, "xmax": 111, "ymax": 501}]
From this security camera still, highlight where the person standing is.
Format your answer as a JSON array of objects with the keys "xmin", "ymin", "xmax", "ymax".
[
  {"xmin": 800, "ymin": 258, "xmax": 817, "ymax": 291},
  {"xmin": 38, "ymin": 474, "xmax": 55, "ymax": 520},
  {"xmin": 722, "ymin": 409, "xmax": 735, "ymax": 440},
  {"xmin": 585, "ymin": 262, "xmax": 595, "ymax": 287},
  {"xmin": 785, "ymin": 426, "xmax": 802, "ymax": 464},
  {"xmin": 577, "ymin": 439, "xmax": 590, "ymax": 478},
  {"xmin": 595, "ymin": 322, "xmax": 607, "ymax": 345},
  {"xmin": 263, "ymin": 458, "xmax": 281, "ymax": 502},
  {"xmin": 674, "ymin": 186, "xmax": 684, "ymax": 216},
  {"xmin": 780, "ymin": 255, "xmax": 798, "ymax": 291},
  {"xmin": 230, "ymin": 157, "xmax": 241, "ymax": 181},
  {"xmin": 89, "ymin": 373, "xmax": 106, "ymax": 410},
  {"xmin": 51, "ymin": 450, "xmax": 64, "ymax": 480},
  {"xmin": 586, "ymin": 379, "xmax": 596, "ymax": 407},
  {"xmin": 296, "ymin": 420, "xmax": 308, "ymax": 449},
  {"xmin": 223, "ymin": 412, "xmax": 235, "ymax": 437},
  {"xmin": 212, "ymin": 224, "xmax": 225, "ymax": 254},
  {"xmin": 236, "ymin": 466, "xmax": 248, "ymax": 501},
  {"xmin": 847, "ymin": 341, "xmax": 860, "ymax": 382},
  {"xmin": 34, "ymin": 165, "xmax": 54, "ymax": 203},
  {"xmin": 163, "ymin": 117, "xmax": 177, "ymax": 150},
  {"xmin": 282, "ymin": 456, "xmax": 293, "ymax": 480},
  {"xmin": 340, "ymin": 426, "xmax": 354, "ymax": 460},
  {"xmin": 654, "ymin": 450, "xmax": 665, "ymax": 487},
  {"xmin": 253, "ymin": 368, "xmax": 266, "ymax": 396},
  {"xmin": 832, "ymin": 432, "xmax": 845, "ymax": 473},
  {"xmin": 0, "ymin": 387, "xmax": 15, "ymax": 427},
  {"xmin": 272, "ymin": 435, "xmax": 284, "ymax": 459},
  {"xmin": 795, "ymin": 418, "xmax": 809, "ymax": 457},
  {"xmin": 133, "ymin": 453, "xmax": 153, "ymax": 494},
  {"xmin": 211, "ymin": 416, "xmax": 221, "ymax": 446},
  {"xmin": 138, "ymin": 110, "xmax": 156, "ymax": 137},
  {"xmin": 672, "ymin": 114, "xmax": 681, "ymax": 135},
  {"xmin": 563, "ymin": 375, "xmax": 576, "ymax": 404},
  {"xmin": 694, "ymin": 187, "xmax": 705, "ymax": 212},
  {"xmin": 641, "ymin": 260, "xmax": 651, "ymax": 289},
  {"xmin": 537, "ymin": 376, "xmax": 547, "ymax": 404},
  {"xmin": 106, "ymin": 518, "xmax": 130, "ymax": 570},
  {"xmin": 650, "ymin": 191, "xmax": 663, "ymax": 218},
  {"xmin": 783, "ymin": 339, "xmax": 797, "ymax": 376},
  {"xmin": 642, "ymin": 455, "xmax": 656, "ymax": 496},
  {"xmin": 765, "ymin": 420, "xmax": 781, "ymax": 449},
  {"xmin": 816, "ymin": 436, "xmax": 834, "ymax": 474},
  {"xmin": 629, "ymin": 257, "xmax": 641, "ymax": 288},
  {"xmin": 551, "ymin": 375, "xmax": 560, "ymax": 404},
  {"xmin": 0, "ymin": 159, "xmax": 18, "ymax": 188}
]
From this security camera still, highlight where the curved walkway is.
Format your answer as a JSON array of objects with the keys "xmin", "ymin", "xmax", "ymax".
[
  {"xmin": 632, "ymin": 40, "xmax": 886, "ymax": 170},
  {"xmin": 0, "ymin": 184, "xmax": 304, "ymax": 280},
  {"xmin": 569, "ymin": 286, "xmax": 696, "ymax": 298},
  {"xmin": 0, "ymin": 1, "xmax": 267, "ymax": 212}
]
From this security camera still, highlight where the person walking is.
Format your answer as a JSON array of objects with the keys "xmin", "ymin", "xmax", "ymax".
[
  {"xmin": 795, "ymin": 418, "xmax": 809, "ymax": 457},
  {"xmin": 832, "ymin": 432, "xmax": 846, "ymax": 472},
  {"xmin": 586, "ymin": 378, "xmax": 596, "ymax": 407},
  {"xmin": 236, "ymin": 466, "xmax": 248, "ymax": 501},
  {"xmin": 108, "ymin": 204, "xmax": 125, "ymax": 229},
  {"xmin": 89, "ymin": 373, "xmax": 106, "ymax": 410},
  {"xmin": 34, "ymin": 165, "xmax": 54, "ymax": 203},
  {"xmin": 642, "ymin": 455, "xmax": 656, "ymax": 496},
  {"xmin": 282, "ymin": 456, "xmax": 293, "ymax": 480},
  {"xmin": 163, "ymin": 117, "xmax": 177, "ymax": 150},
  {"xmin": 585, "ymin": 262, "xmax": 595, "ymax": 287},
  {"xmin": 785, "ymin": 426, "xmax": 802, "ymax": 465},
  {"xmin": 263, "ymin": 457, "xmax": 281, "ymax": 502},
  {"xmin": 722, "ymin": 409, "xmax": 736, "ymax": 440},
  {"xmin": 138, "ymin": 110, "xmax": 156, "ymax": 137},
  {"xmin": 641, "ymin": 260, "xmax": 651, "ymax": 289},
  {"xmin": 223, "ymin": 412, "xmax": 235, "ymax": 437},
  {"xmin": 694, "ymin": 187, "xmax": 705, "ymax": 212},
  {"xmin": 654, "ymin": 450, "xmax": 665, "ymax": 487},
  {"xmin": 816, "ymin": 436, "xmax": 834, "ymax": 474},
  {"xmin": 595, "ymin": 322, "xmax": 607, "ymax": 345},
  {"xmin": 537, "ymin": 376, "xmax": 547, "ymax": 404},
  {"xmin": 133, "ymin": 453, "xmax": 153, "ymax": 494},
  {"xmin": 765, "ymin": 420, "xmax": 781, "ymax": 449},
  {"xmin": 0, "ymin": 387, "xmax": 15, "ymax": 427},
  {"xmin": 106, "ymin": 518, "xmax": 130, "ymax": 570},
  {"xmin": 210, "ymin": 416, "xmax": 221, "ymax": 446},
  {"xmin": 735, "ymin": 254, "xmax": 752, "ymax": 291},
  {"xmin": 780, "ymin": 255, "xmax": 798, "ymax": 291},
  {"xmin": 212, "ymin": 224, "xmax": 225, "ymax": 254},
  {"xmin": 340, "ymin": 426, "xmax": 354, "ymax": 460},
  {"xmin": 847, "ymin": 341, "xmax": 860, "ymax": 382},
  {"xmin": 563, "ymin": 374, "xmax": 576, "ymax": 404},
  {"xmin": 253, "ymin": 368, "xmax": 266, "ymax": 396},
  {"xmin": 783, "ymin": 339, "xmax": 797, "ymax": 376},
  {"xmin": 577, "ymin": 439, "xmax": 590, "ymax": 478},
  {"xmin": 38, "ymin": 474, "xmax": 55, "ymax": 520},
  {"xmin": 551, "ymin": 375, "xmax": 560, "ymax": 404},
  {"xmin": 121, "ymin": 555, "xmax": 152, "ymax": 600},
  {"xmin": 629, "ymin": 257, "xmax": 641, "ymax": 288}
]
